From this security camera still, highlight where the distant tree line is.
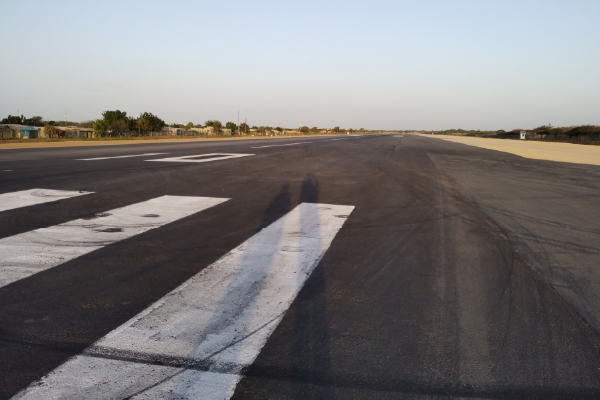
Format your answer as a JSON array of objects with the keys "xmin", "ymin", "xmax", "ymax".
[
  {"xmin": 1, "ymin": 115, "xmax": 93, "ymax": 128},
  {"xmin": 92, "ymin": 110, "xmax": 165, "ymax": 136},
  {"xmin": 436, "ymin": 125, "xmax": 600, "ymax": 141},
  {"xmin": 3, "ymin": 112, "xmax": 395, "ymax": 138},
  {"xmin": 2, "ymin": 115, "xmax": 45, "ymax": 127}
]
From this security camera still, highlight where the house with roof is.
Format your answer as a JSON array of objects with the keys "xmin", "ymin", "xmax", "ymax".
[
  {"xmin": 0, "ymin": 124, "xmax": 41, "ymax": 139},
  {"xmin": 189, "ymin": 127, "xmax": 215, "ymax": 135}
]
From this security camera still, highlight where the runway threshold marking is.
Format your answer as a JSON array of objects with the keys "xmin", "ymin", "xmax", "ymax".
[
  {"xmin": 77, "ymin": 153, "xmax": 168, "ymax": 161},
  {"xmin": 0, "ymin": 196, "xmax": 228, "ymax": 288},
  {"xmin": 15, "ymin": 203, "xmax": 354, "ymax": 400},
  {"xmin": 0, "ymin": 189, "xmax": 93, "ymax": 212},
  {"xmin": 251, "ymin": 142, "xmax": 309, "ymax": 148},
  {"xmin": 147, "ymin": 153, "xmax": 253, "ymax": 163}
]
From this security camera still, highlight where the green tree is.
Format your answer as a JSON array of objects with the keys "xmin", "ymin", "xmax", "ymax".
[
  {"xmin": 333, "ymin": 126, "xmax": 340, "ymax": 133},
  {"xmin": 205, "ymin": 120, "xmax": 222, "ymax": 133},
  {"xmin": 26, "ymin": 116, "xmax": 44, "ymax": 127},
  {"xmin": 310, "ymin": 126, "xmax": 318, "ymax": 133},
  {"xmin": 275, "ymin": 127, "xmax": 283, "ymax": 133},
  {"xmin": 101, "ymin": 110, "xmax": 129, "ymax": 136},
  {"xmin": 137, "ymin": 112, "xmax": 165, "ymax": 133},
  {"xmin": 186, "ymin": 122, "xmax": 194, "ymax": 130},
  {"xmin": 137, "ymin": 117, "xmax": 152, "ymax": 133},
  {"xmin": 102, "ymin": 110, "xmax": 128, "ymax": 126},
  {"xmin": 566, "ymin": 125, "xmax": 600, "ymax": 137},
  {"xmin": 239, "ymin": 122, "xmax": 249, "ymax": 134},
  {"xmin": 110, "ymin": 119, "xmax": 128, "ymax": 135},
  {"xmin": 300, "ymin": 126, "xmax": 309, "ymax": 133},
  {"xmin": 44, "ymin": 124, "xmax": 57, "ymax": 138},
  {"xmin": 225, "ymin": 121, "xmax": 237, "ymax": 134},
  {"xmin": 2, "ymin": 115, "xmax": 25, "ymax": 124},
  {"xmin": 127, "ymin": 116, "xmax": 138, "ymax": 133},
  {"xmin": 92, "ymin": 119, "xmax": 108, "ymax": 135}
]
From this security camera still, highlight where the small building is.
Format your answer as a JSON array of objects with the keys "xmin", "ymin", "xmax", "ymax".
[
  {"xmin": 0, "ymin": 125, "xmax": 15, "ymax": 138},
  {"xmin": 0, "ymin": 124, "xmax": 41, "ymax": 139},
  {"xmin": 162, "ymin": 127, "xmax": 182, "ymax": 136},
  {"xmin": 53, "ymin": 126, "xmax": 96, "ymax": 138},
  {"xmin": 189, "ymin": 127, "xmax": 215, "ymax": 135}
]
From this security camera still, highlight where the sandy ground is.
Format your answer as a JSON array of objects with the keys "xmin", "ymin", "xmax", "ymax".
[
  {"xmin": 0, "ymin": 134, "xmax": 342, "ymax": 150},
  {"xmin": 418, "ymin": 134, "xmax": 600, "ymax": 166}
]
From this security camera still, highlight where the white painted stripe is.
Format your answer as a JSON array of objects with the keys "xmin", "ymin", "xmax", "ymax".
[
  {"xmin": 251, "ymin": 142, "xmax": 309, "ymax": 148},
  {"xmin": 0, "ymin": 189, "xmax": 92, "ymax": 212},
  {"xmin": 77, "ymin": 153, "xmax": 167, "ymax": 160},
  {"xmin": 147, "ymin": 153, "xmax": 253, "ymax": 163},
  {"xmin": 0, "ymin": 196, "xmax": 228, "ymax": 288},
  {"xmin": 15, "ymin": 203, "xmax": 354, "ymax": 400}
]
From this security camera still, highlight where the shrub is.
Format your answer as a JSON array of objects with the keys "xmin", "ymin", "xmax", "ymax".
[
  {"xmin": 44, "ymin": 124, "xmax": 57, "ymax": 138},
  {"xmin": 565, "ymin": 125, "xmax": 600, "ymax": 138}
]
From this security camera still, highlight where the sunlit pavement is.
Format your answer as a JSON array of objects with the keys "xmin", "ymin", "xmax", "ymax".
[{"xmin": 1, "ymin": 135, "xmax": 600, "ymax": 399}]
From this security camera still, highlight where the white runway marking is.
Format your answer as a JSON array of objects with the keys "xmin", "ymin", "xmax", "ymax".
[
  {"xmin": 0, "ymin": 196, "xmax": 227, "ymax": 288},
  {"xmin": 147, "ymin": 153, "xmax": 253, "ymax": 163},
  {"xmin": 251, "ymin": 142, "xmax": 309, "ymax": 148},
  {"xmin": 394, "ymin": 135, "xmax": 404, "ymax": 138},
  {"xmin": 0, "ymin": 189, "xmax": 92, "ymax": 212},
  {"xmin": 77, "ymin": 153, "xmax": 168, "ymax": 161},
  {"xmin": 15, "ymin": 203, "xmax": 354, "ymax": 400}
]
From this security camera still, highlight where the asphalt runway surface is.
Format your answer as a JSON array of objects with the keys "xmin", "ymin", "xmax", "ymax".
[{"xmin": 1, "ymin": 134, "xmax": 599, "ymax": 399}]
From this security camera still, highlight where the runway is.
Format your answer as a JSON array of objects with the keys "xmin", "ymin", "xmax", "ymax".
[{"xmin": 1, "ymin": 134, "xmax": 599, "ymax": 399}]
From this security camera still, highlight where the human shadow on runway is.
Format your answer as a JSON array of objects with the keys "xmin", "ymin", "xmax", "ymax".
[
  {"xmin": 158, "ymin": 183, "xmax": 294, "ymax": 399},
  {"xmin": 288, "ymin": 173, "xmax": 334, "ymax": 399}
]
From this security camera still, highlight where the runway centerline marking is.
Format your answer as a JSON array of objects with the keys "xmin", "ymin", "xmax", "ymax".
[
  {"xmin": 77, "ymin": 153, "xmax": 168, "ymax": 160},
  {"xmin": 251, "ymin": 142, "xmax": 310, "ymax": 148},
  {"xmin": 0, "ymin": 189, "xmax": 93, "ymax": 212},
  {"xmin": 15, "ymin": 203, "xmax": 354, "ymax": 400},
  {"xmin": 0, "ymin": 196, "xmax": 228, "ymax": 288},
  {"xmin": 147, "ymin": 153, "xmax": 253, "ymax": 163}
]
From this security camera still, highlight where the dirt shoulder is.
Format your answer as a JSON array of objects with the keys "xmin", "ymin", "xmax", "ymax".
[
  {"xmin": 417, "ymin": 134, "xmax": 600, "ymax": 166},
  {"xmin": 0, "ymin": 134, "xmax": 341, "ymax": 150}
]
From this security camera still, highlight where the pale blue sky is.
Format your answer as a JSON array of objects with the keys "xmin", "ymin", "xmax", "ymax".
[{"xmin": 1, "ymin": 0, "xmax": 598, "ymax": 130}]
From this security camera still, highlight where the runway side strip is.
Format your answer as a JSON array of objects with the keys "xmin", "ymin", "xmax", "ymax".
[
  {"xmin": 0, "ymin": 196, "xmax": 228, "ymax": 288},
  {"xmin": 14, "ymin": 202, "xmax": 354, "ymax": 400},
  {"xmin": 0, "ymin": 189, "xmax": 92, "ymax": 212}
]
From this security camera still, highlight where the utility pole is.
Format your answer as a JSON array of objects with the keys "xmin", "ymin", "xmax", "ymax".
[
  {"xmin": 245, "ymin": 109, "xmax": 247, "ymax": 135},
  {"xmin": 237, "ymin": 110, "xmax": 239, "ymax": 135}
]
